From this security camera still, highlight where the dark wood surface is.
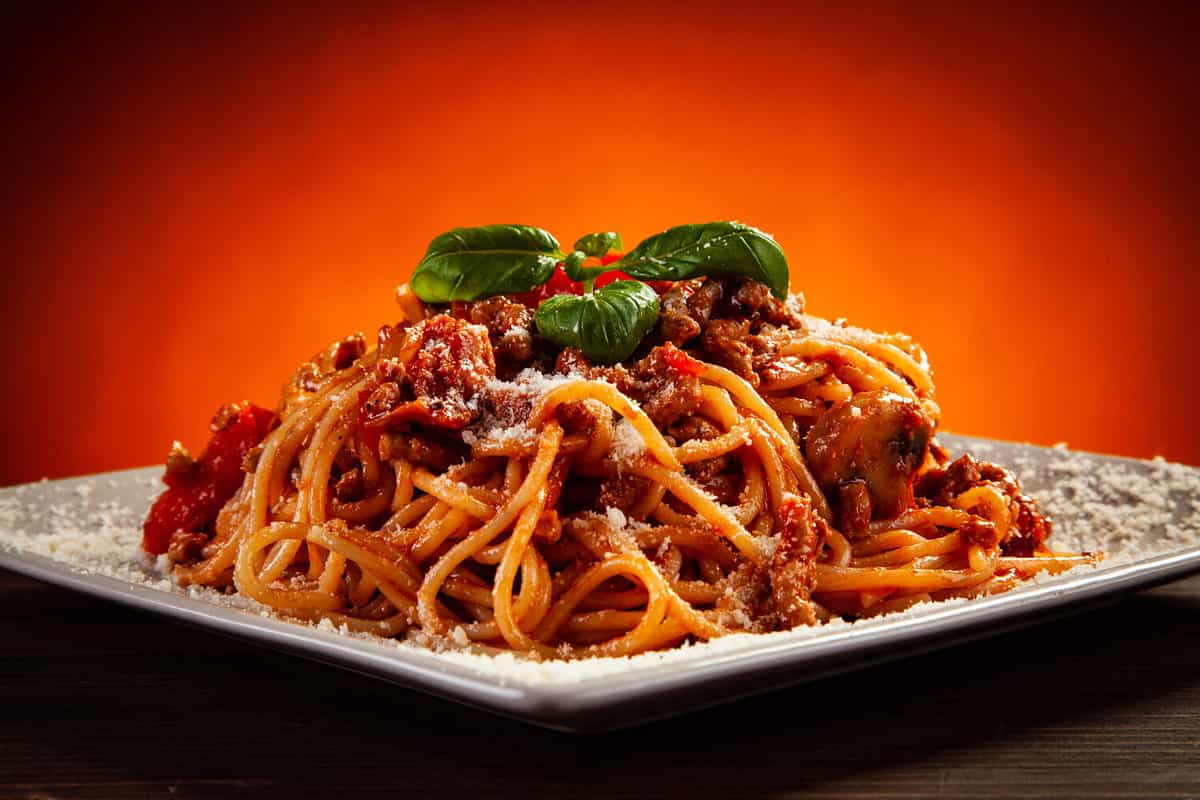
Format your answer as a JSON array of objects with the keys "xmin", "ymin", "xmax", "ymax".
[{"xmin": 2, "ymin": 569, "xmax": 1198, "ymax": 799}]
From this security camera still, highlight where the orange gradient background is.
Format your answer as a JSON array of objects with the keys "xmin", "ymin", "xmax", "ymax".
[{"xmin": 2, "ymin": 3, "xmax": 1198, "ymax": 487}]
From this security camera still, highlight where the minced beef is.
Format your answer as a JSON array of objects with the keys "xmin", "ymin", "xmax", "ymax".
[
  {"xmin": 449, "ymin": 296, "xmax": 535, "ymax": 369},
  {"xmin": 555, "ymin": 345, "xmax": 703, "ymax": 428}
]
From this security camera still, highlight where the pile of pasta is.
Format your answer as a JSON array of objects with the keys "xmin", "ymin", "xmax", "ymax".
[{"xmin": 157, "ymin": 288, "xmax": 1093, "ymax": 658}]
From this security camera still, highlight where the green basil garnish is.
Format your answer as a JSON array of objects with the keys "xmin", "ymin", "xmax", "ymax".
[
  {"xmin": 560, "ymin": 251, "xmax": 601, "ymax": 284},
  {"xmin": 612, "ymin": 221, "xmax": 789, "ymax": 298},
  {"xmin": 573, "ymin": 231, "xmax": 622, "ymax": 259},
  {"xmin": 563, "ymin": 232, "xmax": 623, "ymax": 284},
  {"xmin": 534, "ymin": 280, "xmax": 660, "ymax": 364},
  {"xmin": 408, "ymin": 220, "xmax": 791, "ymax": 363},
  {"xmin": 409, "ymin": 224, "xmax": 563, "ymax": 303}
]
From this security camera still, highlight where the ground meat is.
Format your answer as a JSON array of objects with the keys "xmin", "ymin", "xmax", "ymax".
[
  {"xmin": 329, "ymin": 448, "xmax": 369, "ymax": 501},
  {"xmin": 333, "ymin": 470, "xmax": 365, "ymax": 502},
  {"xmin": 654, "ymin": 277, "xmax": 805, "ymax": 386},
  {"xmin": 732, "ymin": 279, "xmax": 805, "ymax": 328},
  {"xmin": 620, "ymin": 346, "xmax": 703, "ymax": 428},
  {"xmin": 732, "ymin": 279, "xmax": 772, "ymax": 313},
  {"xmin": 362, "ymin": 379, "xmax": 403, "ymax": 422},
  {"xmin": 361, "ymin": 316, "xmax": 495, "ymax": 430},
  {"xmin": 280, "ymin": 332, "xmax": 368, "ymax": 413},
  {"xmin": 716, "ymin": 560, "xmax": 774, "ymax": 633},
  {"xmin": 555, "ymin": 346, "xmax": 703, "ymax": 429},
  {"xmin": 658, "ymin": 282, "xmax": 703, "ymax": 345},
  {"xmin": 406, "ymin": 317, "xmax": 495, "ymax": 413},
  {"xmin": 959, "ymin": 518, "xmax": 1000, "ymax": 549},
  {"xmin": 450, "ymin": 296, "xmax": 535, "ymax": 368},
  {"xmin": 379, "ymin": 431, "xmax": 467, "ymax": 472},
  {"xmin": 477, "ymin": 384, "xmax": 535, "ymax": 431},
  {"xmin": 770, "ymin": 493, "xmax": 827, "ymax": 629},
  {"xmin": 656, "ymin": 279, "xmax": 727, "ymax": 346},
  {"xmin": 1007, "ymin": 494, "xmax": 1052, "ymax": 557},
  {"xmin": 556, "ymin": 400, "xmax": 604, "ymax": 436},
  {"xmin": 686, "ymin": 454, "xmax": 743, "ymax": 505},
  {"xmin": 548, "ymin": 278, "xmax": 805, "ymax": 392},
  {"xmin": 597, "ymin": 472, "xmax": 650, "ymax": 512},
  {"xmin": 668, "ymin": 416, "xmax": 721, "ymax": 443},
  {"xmin": 331, "ymin": 335, "xmax": 366, "ymax": 370},
  {"xmin": 914, "ymin": 453, "xmax": 1053, "ymax": 556},
  {"xmin": 701, "ymin": 318, "xmax": 759, "ymax": 384},
  {"xmin": 554, "ymin": 347, "xmax": 594, "ymax": 377},
  {"xmin": 375, "ymin": 321, "xmax": 409, "ymax": 361},
  {"xmin": 166, "ymin": 531, "xmax": 208, "ymax": 565},
  {"xmin": 916, "ymin": 453, "xmax": 983, "ymax": 505},
  {"xmin": 688, "ymin": 280, "xmax": 724, "ymax": 325}
]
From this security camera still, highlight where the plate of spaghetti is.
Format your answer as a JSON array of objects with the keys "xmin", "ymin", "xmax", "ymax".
[{"xmin": 2, "ymin": 221, "xmax": 1199, "ymax": 730}]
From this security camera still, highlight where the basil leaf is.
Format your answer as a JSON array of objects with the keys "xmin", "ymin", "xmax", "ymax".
[
  {"xmin": 613, "ymin": 221, "xmax": 789, "ymax": 298},
  {"xmin": 573, "ymin": 231, "xmax": 622, "ymax": 258},
  {"xmin": 410, "ymin": 224, "xmax": 562, "ymax": 303},
  {"xmin": 562, "ymin": 251, "xmax": 606, "ymax": 284},
  {"xmin": 534, "ymin": 280, "xmax": 660, "ymax": 364},
  {"xmin": 561, "ymin": 255, "xmax": 600, "ymax": 286}
]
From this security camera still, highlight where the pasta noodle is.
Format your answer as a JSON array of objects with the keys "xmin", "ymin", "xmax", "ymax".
[{"xmin": 143, "ymin": 272, "xmax": 1096, "ymax": 659}]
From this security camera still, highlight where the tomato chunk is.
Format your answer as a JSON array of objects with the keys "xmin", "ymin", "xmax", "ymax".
[
  {"xmin": 660, "ymin": 342, "xmax": 706, "ymax": 376},
  {"xmin": 516, "ymin": 254, "xmax": 653, "ymax": 306},
  {"xmin": 593, "ymin": 269, "xmax": 633, "ymax": 289},
  {"xmin": 514, "ymin": 265, "xmax": 580, "ymax": 306},
  {"xmin": 142, "ymin": 403, "xmax": 275, "ymax": 555}
]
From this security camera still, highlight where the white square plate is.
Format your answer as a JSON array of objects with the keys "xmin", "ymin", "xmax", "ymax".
[{"xmin": 2, "ymin": 434, "xmax": 1198, "ymax": 732}]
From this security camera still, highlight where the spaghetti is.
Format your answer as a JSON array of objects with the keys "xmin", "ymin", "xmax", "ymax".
[{"xmin": 143, "ymin": 258, "xmax": 1096, "ymax": 658}]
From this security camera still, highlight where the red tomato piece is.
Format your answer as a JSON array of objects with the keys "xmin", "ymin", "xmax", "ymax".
[
  {"xmin": 142, "ymin": 403, "xmax": 275, "ymax": 555},
  {"xmin": 514, "ymin": 264, "xmax": 583, "ymax": 306},
  {"xmin": 660, "ymin": 342, "xmax": 706, "ymax": 376},
  {"xmin": 593, "ymin": 269, "xmax": 633, "ymax": 289},
  {"xmin": 514, "ymin": 251, "xmax": 675, "ymax": 303}
]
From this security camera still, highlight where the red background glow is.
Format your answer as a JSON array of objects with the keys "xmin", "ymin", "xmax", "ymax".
[{"xmin": 2, "ymin": 3, "xmax": 1197, "ymax": 486}]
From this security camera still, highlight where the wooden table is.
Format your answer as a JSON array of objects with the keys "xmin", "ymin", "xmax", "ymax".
[{"xmin": 2, "ymin": 568, "xmax": 1197, "ymax": 799}]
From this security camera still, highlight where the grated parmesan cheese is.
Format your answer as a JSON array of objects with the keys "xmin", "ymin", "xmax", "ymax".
[
  {"xmin": 610, "ymin": 418, "xmax": 647, "ymax": 464},
  {"xmin": 604, "ymin": 506, "xmax": 628, "ymax": 532},
  {"xmin": 463, "ymin": 368, "xmax": 578, "ymax": 451},
  {"xmin": 655, "ymin": 536, "xmax": 673, "ymax": 560}
]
